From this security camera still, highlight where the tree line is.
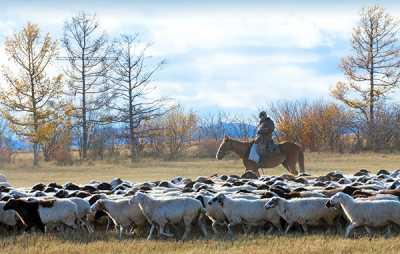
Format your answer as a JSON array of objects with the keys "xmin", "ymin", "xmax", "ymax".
[
  {"xmin": 0, "ymin": 13, "xmax": 166, "ymax": 165},
  {"xmin": 1, "ymin": 6, "xmax": 400, "ymax": 165}
]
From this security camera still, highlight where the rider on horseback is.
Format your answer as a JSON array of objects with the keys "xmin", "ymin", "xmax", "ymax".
[{"xmin": 254, "ymin": 111, "xmax": 275, "ymax": 164}]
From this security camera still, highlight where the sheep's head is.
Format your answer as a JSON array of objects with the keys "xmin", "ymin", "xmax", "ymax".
[
  {"xmin": 326, "ymin": 192, "xmax": 345, "ymax": 208},
  {"xmin": 208, "ymin": 193, "xmax": 226, "ymax": 207},
  {"xmin": 136, "ymin": 191, "xmax": 146, "ymax": 200},
  {"xmin": 3, "ymin": 198, "xmax": 19, "ymax": 211},
  {"xmin": 195, "ymin": 195, "xmax": 206, "ymax": 208},
  {"xmin": 264, "ymin": 197, "xmax": 280, "ymax": 209},
  {"xmin": 129, "ymin": 194, "xmax": 141, "ymax": 206},
  {"xmin": 91, "ymin": 200, "xmax": 104, "ymax": 213},
  {"xmin": 132, "ymin": 191, "xmax": 148, "ymax": 206}
]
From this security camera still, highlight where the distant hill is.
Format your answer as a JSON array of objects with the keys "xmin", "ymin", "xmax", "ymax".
[
  {"xmin": 8, "ymin": 136, "xmax": 30, "ymax": 151},
  {"xmin": 194, "ymin": 122, "xmax": 257, "ymax": 140},
  {"xmin": 6, "ymin": 122, "xmax": 258, "ymax": 150}
]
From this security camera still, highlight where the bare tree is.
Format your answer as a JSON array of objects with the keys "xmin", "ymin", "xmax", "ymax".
[
  {"xmin": 109, "ymin": 34, "xmax": 165, "ymax": 162},
  {"xmin": 0, "ymin": 23, "xmax": 63, "ymax": 166},
  {"xmin": 228, "ymin": 114, "xmax": 255, "ymax": 141},
  {"xmin": 163, "ymin": 106, "xmax": 197, "ymax": 160},
  {"xmin": 198, "ymin": 111, "xmax": 227, "ymax": 142},
  {"xmin": 331, "ymin": 5, "xmax": 400, "ymax": 149},
  {"xmin": 62, "ymin": 12, "xmax": 114, "ymax": 160}
]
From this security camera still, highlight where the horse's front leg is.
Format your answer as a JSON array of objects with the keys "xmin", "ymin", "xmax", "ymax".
[
  {"xmin": 243, "ymin": 160, "xmax": 260, "ymax": 176},
  {"xmin": 245, "ymin": 169, "xmax": 260, "ymax": 177}
]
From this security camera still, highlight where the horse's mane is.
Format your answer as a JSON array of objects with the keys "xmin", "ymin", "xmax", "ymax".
[
  {"xmin": 226, "ymin": 138, "xmax": 254, "ymax": 159},
  {"xmin": 227, "ymin": 138, "xmax": 254, "ymax": 145}
]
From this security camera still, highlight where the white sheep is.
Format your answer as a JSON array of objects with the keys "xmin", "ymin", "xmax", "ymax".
[
  {"xmin": 196, "ymin": 194, "xmax": 227, "ymax": 234},
  {"xmin": 326, "ymin": 192, "xmax": 400, "ymax": 237},
  {"xmin": 35, "ymin": 198, "xmax": 79, "ymax": 232},
  {"xmin": 68, "ymin": 197, "xmax": 93, "ymax": 233},
  {"xmin": 130, "ymin": 192, "xmax": 207, "ymax": 240},
  {"xmin": 265, "ymin": 197, "xmax": 340, "ymax": 234},
  {"xmin": 207, "ymin": 193, "xmax": 282, "ymax": 236},
  {"xmin": 91, "ymin": 198, "xmax": 147, "ymax": 238}
]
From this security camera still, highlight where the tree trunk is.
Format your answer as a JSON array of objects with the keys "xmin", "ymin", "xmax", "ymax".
[
  {"xmin": 130, "ymin": 131, "xmax": 138, "ymax": 162},
  {"xmin": 81, "ymin": 44, "xmax": 88, "ymax": 160},
  {"xmin": 82, "ymin": 97, "xmax": 87, "ymax": 160},
  {"xmin": 33, "ymin": 142, "xmax": 39, "ymax": 166},
  {"xmin": 127, "ymin": 49, "xmax": 138, "ymax": 163},
  {"xmin": 368, "ymin": 23, "xmax": 375, "ymax": 150}
]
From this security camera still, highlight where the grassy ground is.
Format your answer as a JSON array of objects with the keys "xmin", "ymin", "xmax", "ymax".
[
  {"xmin": 1, "ymin": 152, "xmax": 400, "ymax": 253},
  {"xmin": 1, "ymin": 152, "xmax": 400, "ymax": 187},
  {"xmin": 1, "ymin": 231, "xmax": 400, "ymax": 254}
]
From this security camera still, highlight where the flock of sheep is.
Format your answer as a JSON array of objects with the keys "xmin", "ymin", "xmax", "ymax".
[{"xmin": 1, "ymin": 169, "xmax": 400, "ymax": 240}]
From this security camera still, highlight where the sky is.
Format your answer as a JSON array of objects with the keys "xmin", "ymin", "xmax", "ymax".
[{"xmin": 2, "ymin": 0, "xmax": 400, "ymax": 116}]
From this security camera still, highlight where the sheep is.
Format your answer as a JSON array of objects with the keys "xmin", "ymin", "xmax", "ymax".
[
  {"xmin": 90, "ymin": 198, "xmax": 147, "ymax": 238},
  {"xmin": 85, "ymin": 194, "xmax": 113, "ymax": 231},
  {"xmin": 9, "ymin": 190, "xmax": 29, "ymax": 199},
  {"xmin": 4, "ymin": 198, "xmax": 78, "ymax": 233},
  {"xmin": 0, "ymin": 201, "xmax": 18, "ymax": 228},
  {"xmin": 356, "ymin": 194, "xmax": 399, "ymax": 201},
  {"xmin": 195, "ymin": 194, "xmax": 227, "ymax": 234},
  {"xmin": 130, "ymin": 192, "xmax": 207, "ymax": 240},
  {"xmin": 326, "ymin": 192, "xmax": 400, "ymax": 237},
  {"xmin": 265, "ymin": 197, "xmax": 340, "ymax": 234},
  {"xmin": 207, "ymin": 193, "xmax": 282, "ymax": 236},
  {"xmin": 68, "ymin": 197, "xmax": 93, "ymax": 233}
]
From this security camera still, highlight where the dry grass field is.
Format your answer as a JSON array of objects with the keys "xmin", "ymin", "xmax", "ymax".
[
  {"xmin": 2, "ymin": 152, "xmax": 400, "ymax": 187},
  {"xmin": 1, "ymin": 152, "xmax": 400, "ymax": 253}
]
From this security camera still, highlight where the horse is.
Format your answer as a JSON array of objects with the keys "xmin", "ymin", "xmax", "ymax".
[{"xmin": 216, "ymin": 135, "xmax": 306, "ymax": 176}]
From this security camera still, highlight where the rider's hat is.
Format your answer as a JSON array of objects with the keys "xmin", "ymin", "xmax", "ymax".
[{"xmin": 259, "ymin": 111, "xmax": 267, "ymax": 120}]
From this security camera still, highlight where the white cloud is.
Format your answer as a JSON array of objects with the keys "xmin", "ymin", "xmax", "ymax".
[
  {"xmin": 153, "ymin": 64, "xmax": 343, "ymax": 111},
  {"xmin": 4, "ymin": 2, "xmax": 399, "ymax": 112}
]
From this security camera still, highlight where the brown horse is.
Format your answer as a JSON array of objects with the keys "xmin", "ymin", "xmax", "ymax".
[{"xmin": 216, "ymin": 135, "xmax": 306, "ymax": 176}]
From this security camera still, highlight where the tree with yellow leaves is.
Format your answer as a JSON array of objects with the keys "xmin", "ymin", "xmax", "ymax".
[
  {"xmin": 0, "ymin": 23, "xmax": 63, "ymax": 166},
  {"xmin": 331, "ymin": 6, "xmax": 400, "ymax": 149}
]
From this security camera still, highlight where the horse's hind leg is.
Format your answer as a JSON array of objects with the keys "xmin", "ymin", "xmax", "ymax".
[
  {"xmin": 282, "ymin": 160, "xmax": 289, "ymax": 171},
  {"xmin": 287, "ymin": 163, "xmax": 298, "ymax": 175},
  {"xmin": 286, "ymin": 153, "xmax": 299, "ymax": 175}
]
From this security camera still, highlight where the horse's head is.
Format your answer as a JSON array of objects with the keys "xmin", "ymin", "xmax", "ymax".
[{"xmin": 216, "ymin": 135, "xmax": 232, "ymax": 160}]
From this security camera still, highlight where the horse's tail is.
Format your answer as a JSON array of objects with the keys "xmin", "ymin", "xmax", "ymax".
[
  {"xmin": 296, "ymin": 143, "xmax": 305, "ymax": 174},
  {"xmin": 298, "ymin": 149, "xmax": 305, "ymax": 174}
]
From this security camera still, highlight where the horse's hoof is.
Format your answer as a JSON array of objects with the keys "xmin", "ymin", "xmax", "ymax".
[{"xmin": 241, "ymin": 171, "xmax": 259, "ymax": 179}]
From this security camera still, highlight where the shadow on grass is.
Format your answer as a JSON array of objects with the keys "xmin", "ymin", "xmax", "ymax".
[{"xmin": 0, "ymin": 225, "xmax": 397, "ymax": 246}]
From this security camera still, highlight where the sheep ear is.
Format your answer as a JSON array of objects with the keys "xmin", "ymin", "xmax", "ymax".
[{"xmin": 195, "ymin": 195, "xmax": 205, "ymax": 208}]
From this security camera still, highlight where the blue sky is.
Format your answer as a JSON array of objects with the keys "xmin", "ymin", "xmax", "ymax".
[{"xmin": 2, "ymin": 0, "xmax": 400, "ymax": 116}]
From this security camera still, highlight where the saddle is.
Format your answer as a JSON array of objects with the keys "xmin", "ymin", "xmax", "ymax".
[{"xmin": 248, "ymin": 140, "xmax": 280, "ymax": 163}]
